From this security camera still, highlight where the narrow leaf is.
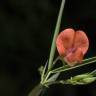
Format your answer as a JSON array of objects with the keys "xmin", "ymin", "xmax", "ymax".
[
  {"xmin": 51, "ymin": 56, "xmax": 96, "ymax": 73},
  {"xmin": 46, "ymin": 72, "xmax": 60, "ymax": 82},
  {"xmin": 41, "ymin": 61, "xmax": 48, "ymax": 82}
]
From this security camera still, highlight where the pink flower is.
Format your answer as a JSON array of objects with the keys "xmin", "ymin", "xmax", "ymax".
[{"xmin": 56, "ymin": 28, "xmax": 89, "ymax": 66}]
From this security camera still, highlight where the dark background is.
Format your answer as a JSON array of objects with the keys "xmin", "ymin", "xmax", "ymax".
[{"xmin": 0, "ymin": 0, "xmax": 96, "ymax": 96}]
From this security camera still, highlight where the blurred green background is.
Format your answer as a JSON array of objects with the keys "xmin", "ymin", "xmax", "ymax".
[{"xmin": 0, "ymin": 0, "xmax": 96, "ymax": 96}]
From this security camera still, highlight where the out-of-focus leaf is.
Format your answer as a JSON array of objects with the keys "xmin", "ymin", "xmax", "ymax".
[
  {"xmin": 64, "ymin": 73, "xmax": 96, "ymax": 85},
  {"xmin": 38, "ymin": 66, "xmax": 44, "ymax": 75},
  {"xmin": 82, "ymin": 77, "xmax": 96, "ymax": 83}
]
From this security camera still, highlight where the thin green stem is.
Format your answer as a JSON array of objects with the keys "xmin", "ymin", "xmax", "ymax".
[
  {"xmin": 82, "ymin": 56, "xmax": 96, "ymax": 62},
  {"xmin": 41, "ymin": 61, "xmax": 48, "ymax": 83},
  {"xmin": 53, "ymin": 56, "xmax": 61, "ymax": 65},
  {"xmin": 51, "ymin": 57, "xmax": 96, "ymax": 73},
  {"xmin": 43, "ymin": 71, "xmax": 52, "ymax": 84},
  {"xmin": 90, "ymin": 69, "xmax": 96, "ymax": 75},
  {"xmin": 51, "ymin": 56, "xmax": 96, "ymax": 73},
  {"xmin": 48, "ymin": 0, "xmax": 66, "ymax": 70},
  {"xmin": 44, "ymin": 80, "xmax": 67, "ymax": 86}
]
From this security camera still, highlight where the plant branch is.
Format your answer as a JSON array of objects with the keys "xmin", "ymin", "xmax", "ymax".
[
  {"xmin": 48, "ymin": 0, "xmax": 66, "ymax": 70},
  {"xmin": 51, "ymin": 57, "xmax": 96, "ymax": 73}
]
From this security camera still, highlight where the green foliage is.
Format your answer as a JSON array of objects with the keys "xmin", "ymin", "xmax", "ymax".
[
  {"xmin": 65, "ymin": 73, "xmax": 96, "ymax": 85},
  {"xmin": 40, "ymin": 57, "xmax": 96, "ymax": 86}
]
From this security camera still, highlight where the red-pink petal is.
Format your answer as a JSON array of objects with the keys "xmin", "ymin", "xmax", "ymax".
[
  {"xmin": 56, "ymin": 28, "xmax": 75, "ymax": 56},
  {"xmin": 64, "ymin": 48, "xmax": 83, "ymax": 66},
  {"xmin": 74, "ymin": 30, "xmax": 89, "ymax": 55},
  {"xmin": 56, "ymin": 38, "xmax": 65, "ymax": 56}
]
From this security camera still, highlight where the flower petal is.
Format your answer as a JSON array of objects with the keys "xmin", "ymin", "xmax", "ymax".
[
  {"xmin": 56, "ymin": 38, "xmax": 65, "ymax": 56},
  {"xmin": 64, "ymin": 48, "xmax": 83, "ymax": 66},
  {"xmin": 56, "ymin": 28, "xmax": 75, "ymax": 56},
  {"xmin": 74, "ymin": 30, "xmax": 89, "ymax": 54}
]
